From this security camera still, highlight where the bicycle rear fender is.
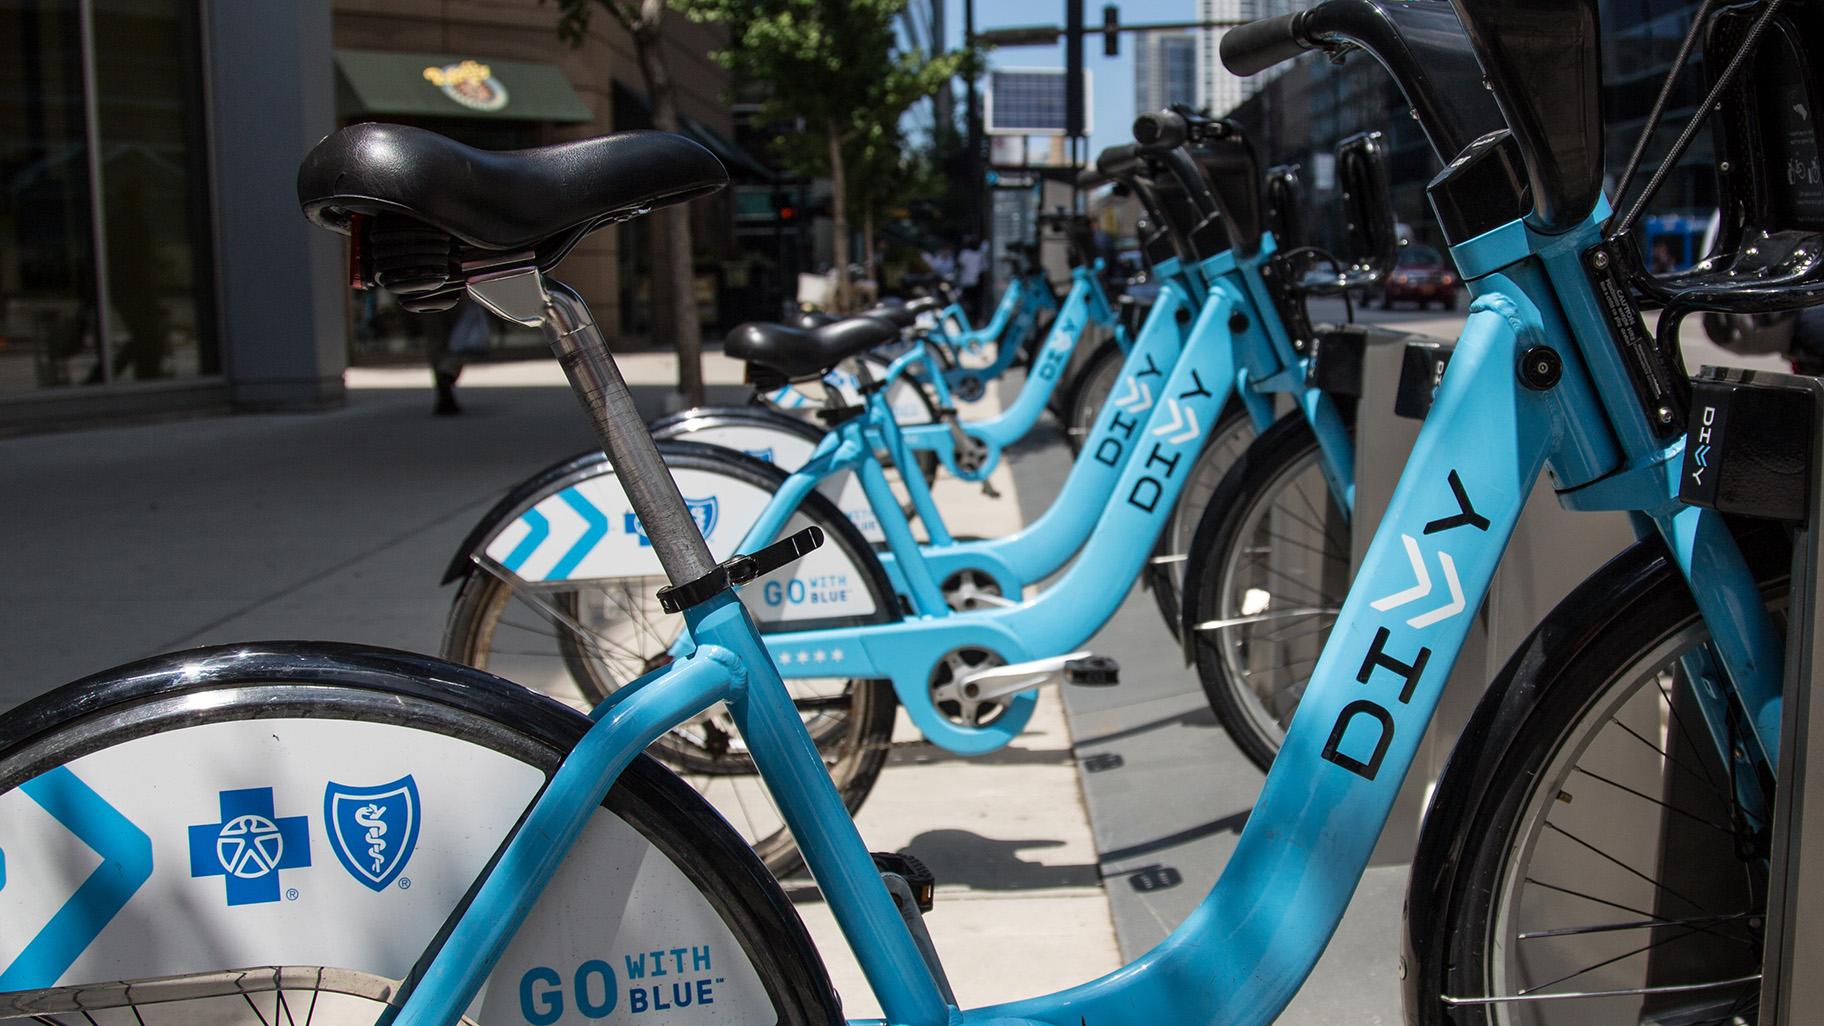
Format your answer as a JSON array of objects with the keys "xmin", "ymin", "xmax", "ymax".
[
  {"xmin": 446, "ymin": 441, "xmax": 895, "ymax": 630},
  {"xmin": 0, "ymin": 643, "xmax": 833, "ymax": 1022}
]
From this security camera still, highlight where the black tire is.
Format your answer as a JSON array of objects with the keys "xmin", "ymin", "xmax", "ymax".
[
  {"xmin": 1142, "ymin": 401, "xmax": 1256, "ymax": 638},
  {"xmin": 443, "ymin": 444, "xmax": 898, "ymax": 877},
  {"xmin": 1405, "ymin": 530, "xmax": 1785, "ymax": 1026},
  {"xmin": 1060, "ymin": 338, "xmax": 1124, "ymax": 455},
  {"xmin": 1181, "ymin": 413, "xmax": 1352, "ymax": 771},
  {"xmin": 0, "ymin": 643, "xmax": 842, "ymax": 1024}
]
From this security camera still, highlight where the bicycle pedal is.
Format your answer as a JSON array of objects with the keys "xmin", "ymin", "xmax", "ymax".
[
  {"xmin": 871, "ymin": 850, "xmax": 936, "ymax": 912},
  {"xmin": 1064, "ymin": 655, "xmax": 1120, "ymax": 687}
]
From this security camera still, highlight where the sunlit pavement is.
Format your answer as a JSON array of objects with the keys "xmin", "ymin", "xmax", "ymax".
[{"xmin": 0, "ymin": 353, "xmax": 1123, "ymax": 1020}]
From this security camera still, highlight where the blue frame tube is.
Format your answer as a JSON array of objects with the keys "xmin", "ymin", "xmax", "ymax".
[
  {"xmin": 690, "ymin": 593, "xmax": 953, "ymax": 1026},
  {"xmin": 976, "ymin": 299, "xmax": 1564, "ymax": 1026},
  {"xmin": 391, "ymin": 652, "xmax": 741, "ymax": 1026},
  {"xmin": 897, "ymin": 274, "xmax": 1094, "ymax": 471},
  {"xmin": 964, "ymin": 278, "xmax": 1197, "ymax": 578}
]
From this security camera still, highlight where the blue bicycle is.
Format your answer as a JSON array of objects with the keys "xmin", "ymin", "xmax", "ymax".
[
  {"xmin": 441, "ymin": 114, "xmax": 1388, "ymax": 869},
  {"xmin": 4, "ymin": 3, "xmax": 1811, "ymax": 1021}
]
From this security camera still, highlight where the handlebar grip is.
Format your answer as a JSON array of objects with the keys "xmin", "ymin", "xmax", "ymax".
[
  {"xmin": 1132, "ymin": 110, "xmax": 1187, "ymax": 150},
  {"xmin": 1096, "ymin": 144, "xmax": 1142, "ymax": 178},
  {"xmin": 1220, "ymin": 11, "xmax": 1311, "ymax": 77}
]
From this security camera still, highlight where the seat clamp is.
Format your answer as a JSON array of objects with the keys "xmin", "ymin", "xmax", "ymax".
[{"xmin": 656, "ymin": 526, "xmax": 826, "ymax": 613}]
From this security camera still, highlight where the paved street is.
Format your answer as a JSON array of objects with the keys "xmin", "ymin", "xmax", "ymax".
[{"xmin": 0, "ymin": 351, "xmax": 1123, "ymax": 1020}]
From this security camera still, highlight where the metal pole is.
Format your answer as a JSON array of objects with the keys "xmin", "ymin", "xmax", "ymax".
[
  {"xmin": 468, "ymin": 268, "xmax": 717, "ymax": 586},
  {"xmin": 965, "ymin": 0, "xmax": 984, "ymax": 240},
  {"xmin": 77, "ymin": 0, "xmax": 115, "ymax": 384}
]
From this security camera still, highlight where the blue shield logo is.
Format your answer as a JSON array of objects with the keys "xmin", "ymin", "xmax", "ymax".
[
  {"xmin": 324, "ymin": 776, "xmax": 420, "ymax": 891},
  {"xmin": 624, "ymin": 496, "xmax": 719, "ymax": 547},
  {"xmin": 686, "ymin": 496, "xmax": 719, "ymax": 540}
]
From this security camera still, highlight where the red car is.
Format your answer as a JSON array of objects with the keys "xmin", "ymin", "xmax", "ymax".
[{"xmin": 1380, "ymin": 243, "xmax": 1460, "ymax": 310}]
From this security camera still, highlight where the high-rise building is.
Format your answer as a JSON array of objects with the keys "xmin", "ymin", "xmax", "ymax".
[
  {"xmin": 1134, "ymin": 33, "xmax": 1199, "ymax": 117},
  {"xmin": 1197, "ymin": 0, "xmax": 1299, "ymax": 116}
]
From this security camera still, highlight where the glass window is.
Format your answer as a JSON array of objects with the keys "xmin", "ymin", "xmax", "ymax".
[
  {"xmin": 92, "ymin": 0, "xmax": 217, "ymax": 383},
  {"xmin": 0, "ymin": 0, "xmax": 216, "ymax": 398},
  {"xmin": 0, "ymin": 0, "xmax": 101, "ymax": 394}
]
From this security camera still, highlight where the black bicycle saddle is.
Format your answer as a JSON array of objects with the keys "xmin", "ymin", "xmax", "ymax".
[
  {"xmin": 725, "ymin": 316, "xmax": 902, "ymax": 380},
  {"xmin": 299, "ymin": 123, "xmax": 725, "ymax": 250}
]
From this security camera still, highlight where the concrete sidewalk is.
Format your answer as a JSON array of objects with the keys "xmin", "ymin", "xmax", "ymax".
[{"xmin": 0, "ymin": 355, "xmax": 1121, "ymax": 1017}]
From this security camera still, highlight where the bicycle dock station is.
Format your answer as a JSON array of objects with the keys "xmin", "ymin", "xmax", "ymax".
[{"xmin": 6, "ymin": 0, "xmax": 1824, "ymax": 1023}]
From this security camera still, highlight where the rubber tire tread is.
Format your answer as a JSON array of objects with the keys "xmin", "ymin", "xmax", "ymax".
[
  {"xmin": 1180, "ymin": 412, "xmax": 1349, "ymax": 772},
  {"xmin": 1059, "ymin": 338, "xmax": 1125, "ymax": 456},
  {"xmin": 1401, "ymin": 526, "xmax": 1787, "ymax": 1025}
]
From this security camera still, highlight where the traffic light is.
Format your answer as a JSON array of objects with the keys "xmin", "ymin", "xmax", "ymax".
[{"xmin": 1103, "ymin": 5, "xmax": 1119, "ymax": 57}]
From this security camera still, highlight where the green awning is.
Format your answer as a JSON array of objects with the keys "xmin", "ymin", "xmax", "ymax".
[{"xmin": 335, "ymin": 49, "xmax": 594, "ymax": 123}]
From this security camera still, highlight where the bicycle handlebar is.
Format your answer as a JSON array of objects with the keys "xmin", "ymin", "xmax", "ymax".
[
  {"xmin": 1215, "ymin": 0, "xmax": 1503, "ymax": 166},
  {"xmin": 1220, "ymin": 12, "xmax": 1313, "ymax": 77},
  {"xmin": 1132, "ymin": 111, "xmax": 1188, "ymax": 151},
  {"xmin": 1096, "ymin": 144, "xmax": 1142, "ymax": 179}
]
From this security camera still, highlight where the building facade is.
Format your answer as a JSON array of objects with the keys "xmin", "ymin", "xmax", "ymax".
[
  {"xmin": 0, "ymin": 0, "xmax": 738, "ymax": 431},
  {"xmin": 1134, "ymin": 32, "xmax": 1198, "ymax": 117}
]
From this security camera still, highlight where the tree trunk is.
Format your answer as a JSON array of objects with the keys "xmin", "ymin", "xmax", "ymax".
[
  {"xmin": 826, "ymin": 118, "xmax": 851, "ymax": 312},
  {"xmin": 631, "ymin": 1, "xmax": 705, "ymax": 406},
  {"xmin": 862, "ymin": 207, "xmax": 876, "ymax": 301}
]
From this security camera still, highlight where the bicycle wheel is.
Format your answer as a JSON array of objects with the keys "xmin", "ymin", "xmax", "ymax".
[
  {"xmin": 1181, "ymin": 413, "xmax": 1352, "ymax": 770},
  {"xmin": 1143, "ymin": 402, "xmax": 1255, "ymax": 638},
  {"xmin": 1407, "ymin": 533, "xmax": 1783, "ymax": 1026},
  {"xmin": 1060, "ymin": 338, "xmax": 1124, "ymax": 455},
  {"xmin": 444, "ymin": 446, "xmax": 898, "ymax": 877},
  {"xmin": 0, "ymin": 643, "xmax": 840, "ymax": 1025}
]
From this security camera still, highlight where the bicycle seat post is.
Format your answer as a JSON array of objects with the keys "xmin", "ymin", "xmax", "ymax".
[{"xmin": 468, "ymin": 266, "xmax": 717, "ymax": 587}]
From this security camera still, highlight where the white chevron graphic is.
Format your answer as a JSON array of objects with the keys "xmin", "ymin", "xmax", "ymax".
[
  {"xmin": 1150, "ymin": 398, "xmax": 1201, "ymax": 444},
  {"xmin": 1370, "ymin": 534, "xmax": 1466, "ymax": 628},
  {"xmin": 1113, "ymin": 377, "xmax": 1154, "ymax": 412}
]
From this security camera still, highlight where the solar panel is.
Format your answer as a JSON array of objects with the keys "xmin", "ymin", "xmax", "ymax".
[{"xmin": 986, "ymin": 68, "xmax": 1093, "ymax": 136}]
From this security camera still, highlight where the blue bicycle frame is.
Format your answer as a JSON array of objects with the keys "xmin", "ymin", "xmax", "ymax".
[
  {"xmin": 891, "ymin": 260, "xmax": 1115, "ymax": 480},
  {"xmin": 394, "ymin": 185, "xmax": 1786, "ymax": 1026},
  {"xmin": 675, "ymin": 234, "xmax": 1359, "ymax": 755}
]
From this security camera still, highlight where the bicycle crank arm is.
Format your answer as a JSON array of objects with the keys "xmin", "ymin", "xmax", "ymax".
[{"xmin": 955, "ymin": 651, "xmax": 1121, "ymax": 702}]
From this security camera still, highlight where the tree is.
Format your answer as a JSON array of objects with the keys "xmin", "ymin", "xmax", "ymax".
[
  {"xmin": 553, "ymin": 0, "xmax": 708, "ymax": 406},
  {"xmin": 685, "ymin": 0, "xmax": 972, "ymax": 310}
]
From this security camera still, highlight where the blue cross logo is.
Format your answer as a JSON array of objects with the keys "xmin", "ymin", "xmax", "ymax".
[{"xmin": 188, "ymin": 787, "xmax": 310, "ymax": 906}]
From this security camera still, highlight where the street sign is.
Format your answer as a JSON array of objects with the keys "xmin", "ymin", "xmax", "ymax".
[
  {"xmin": 989, "ymin": 170, "xmax": 1040, "ymax": 189},
  {"xmin": 986, "ymin": 68, "xmax": 1094, "ymax": 137}
]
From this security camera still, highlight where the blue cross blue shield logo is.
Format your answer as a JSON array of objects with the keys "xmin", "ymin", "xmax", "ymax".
[
  {"xmin": 685, "ymin": 496, "xmax": 719, "ymax": 540},
  {"xmin": 624, "ymin": 496, "xmax": 719, "ymax": 546},
  {"xmin": 189, "ymin": 787, "xmax": 311, "ymax": 905},
  {"xmin": 324, "ymin": 776, "xmax": 420, "ymax": 891}
]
